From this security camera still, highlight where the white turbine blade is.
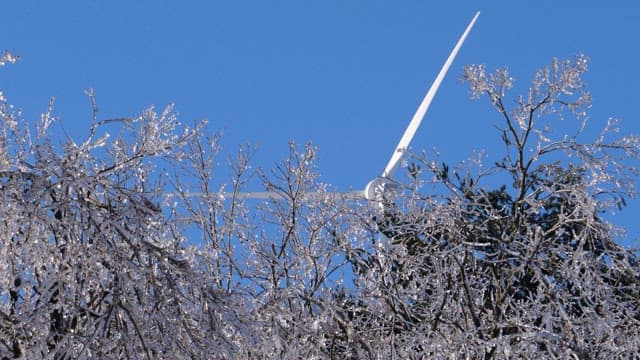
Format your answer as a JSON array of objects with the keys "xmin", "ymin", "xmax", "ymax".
[
  {"xmin": 228, "ymin": 190, "xmax": 366, "ymax": 200},
  {"xmin": 166, "ymin": 190, "xmax": 366, "ymax": 201},
  {"xmin": 382, "ymin": 11, "xmax": 480, "ymax": 178},
  {"xmin": 226, "ymin": 191, "xmax": 285, "ymax": 200}
]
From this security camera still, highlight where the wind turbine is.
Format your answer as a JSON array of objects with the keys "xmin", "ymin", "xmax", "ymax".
[{"xmin": 222, "ymin": 12, "xmax": 480, "ymax": 202}]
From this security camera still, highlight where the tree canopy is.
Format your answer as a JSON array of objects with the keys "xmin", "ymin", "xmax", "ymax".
[{"xmin": 1, "ymin": 51, "xmax": 639, "ymax": 359}]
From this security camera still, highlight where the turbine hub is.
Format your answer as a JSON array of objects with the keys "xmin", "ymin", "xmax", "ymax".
[{"xmin": 364, "ymin": 177, "xmax": 398, "ymax": 202}]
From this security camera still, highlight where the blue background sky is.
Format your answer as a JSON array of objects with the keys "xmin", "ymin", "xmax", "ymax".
[{"xmin": 1, "ymin": 1, "xmax": 638, "ymax": 244}]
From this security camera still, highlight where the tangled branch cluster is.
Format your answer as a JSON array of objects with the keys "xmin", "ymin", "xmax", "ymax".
[{"xmin": 1, "ymin": 54, "xmax": 638, "ymax": 359}]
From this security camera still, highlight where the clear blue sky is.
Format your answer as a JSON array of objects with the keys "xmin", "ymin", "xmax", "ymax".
[{"xmin": 1, "ymin": 1, "xmax": 638, "ymax": 244}]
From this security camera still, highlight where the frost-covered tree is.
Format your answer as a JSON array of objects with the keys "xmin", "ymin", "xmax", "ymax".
[
  {"xmin": 1, "ymin": 50, "xmax": 639, "ymax": 359},
  {"xmin": 1, "ymin": 53, "xmax": 247, "ymax": 358},
  {"xmin": 338, "ymin": 54, "xmax": 640, "ymax": 358}
]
